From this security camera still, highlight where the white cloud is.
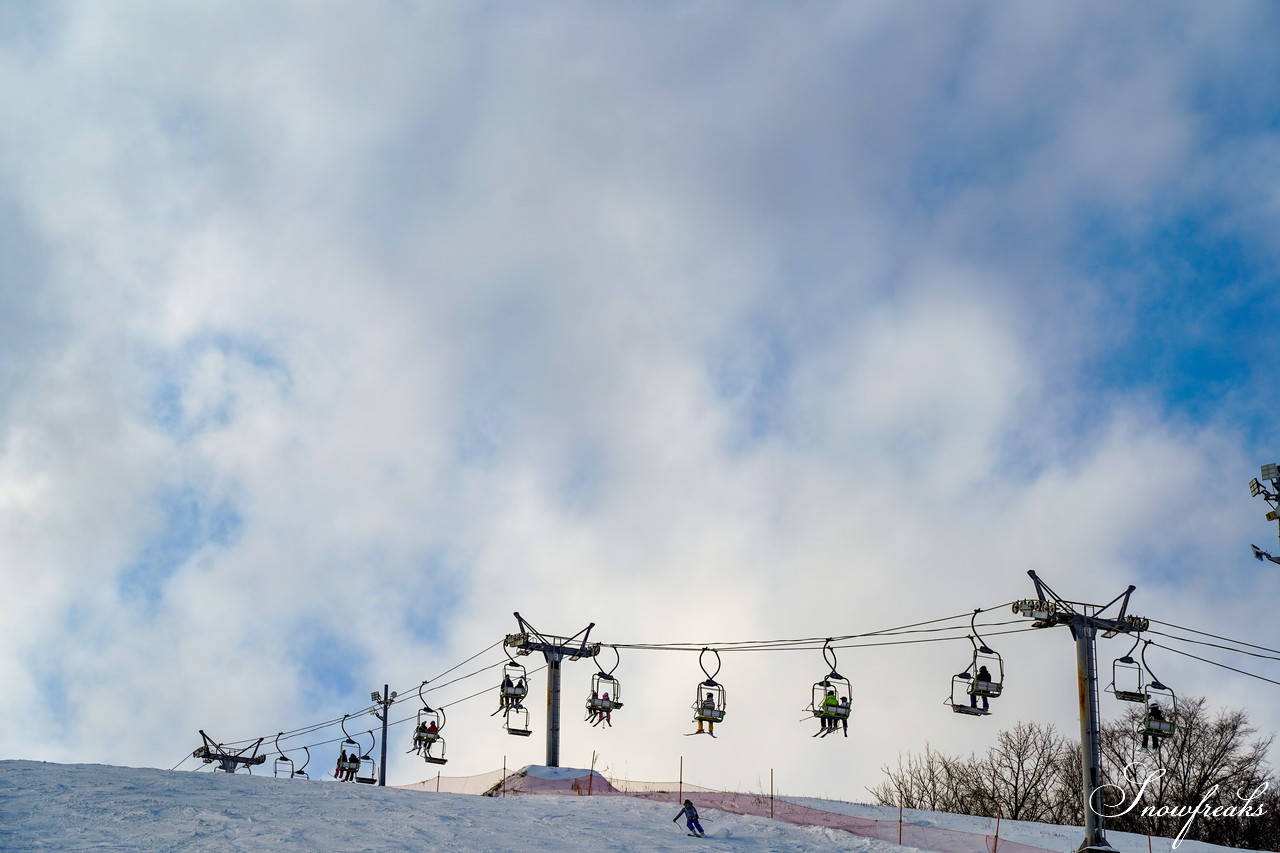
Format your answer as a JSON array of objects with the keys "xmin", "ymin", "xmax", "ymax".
[{"xmin": 0, "ymin": 0, "xmax": 1277, "ymax": 799}]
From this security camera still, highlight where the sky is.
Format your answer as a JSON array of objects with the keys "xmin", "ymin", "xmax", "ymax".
[{"xmin": 2, "ymin": 0, "xmax": 1280, "ymax": 801}]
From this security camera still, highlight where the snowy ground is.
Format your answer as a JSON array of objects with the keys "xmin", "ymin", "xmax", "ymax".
[
  {"xmin": 0, "ymin": 760, "xmax": 1261, "ymax": 853},
  {"xmin": 783, "ymin": 798, "xmax": 1239, "ymax": 853}
]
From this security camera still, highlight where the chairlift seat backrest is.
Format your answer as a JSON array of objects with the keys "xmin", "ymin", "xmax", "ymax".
[{"xmin": 970, "ymin": 680, "xmax": 1003, "ymax": 697}]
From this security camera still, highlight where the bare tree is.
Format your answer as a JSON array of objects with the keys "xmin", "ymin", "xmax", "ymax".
[
  {"xmin": 869, "ymin": 698, "xmax": 1279, "ymax": 850},
  {"xmin": 969, "ymin": 722, "xmax": 1072, "ymax": 822},
  {"xmin": 868, "ymin": 744, "xmax": 968, "ymax": 813}
]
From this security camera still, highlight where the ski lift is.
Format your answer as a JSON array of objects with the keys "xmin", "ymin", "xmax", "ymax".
[
  {"xmin": 586, "ymin": 646, "xmax": 623, "ymax": 727},
  {"xmin": 1140, "ymin": 642, "xmax": 1177, "ymax": 743},
  {"xmin": 1107, "ymin": 635, "xmax": 1147, "ymax": 703},
  {"xmin": 690, "ymin": 648, "xmax": 726, "ymax": 735},
  {"xmin": 335, "ymin": 715, "xmax": 362, "ymax": 782},
  {"xmin": 354, "ymin": 730, "xmax": 378, "ymax": 784},
  {"xmin": 946, "ymin": 612, "xmax": 1003, "ymax": 716},
  {"xmin": 273, "ymin": 732, "xmax": 309, "ymax": 779},
  {"xmin": 504, "ymin": 703, "xmax": 533, "ymax": 737},
  {"xmin": 498, "ymin": 656, "xmax": 530, "ymax": 712},
  {"xmin": 806, "ymin": 640, "xmax": 852, "ymax": 737},
  {"xmin": 412, "ymin": 682, "xmax": 448, "ymax": 765}
]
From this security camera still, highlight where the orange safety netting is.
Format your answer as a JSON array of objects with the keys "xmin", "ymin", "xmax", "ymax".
[{"xmin": 399, "ymin": 767, "xmax": 1060, "ymax": 853}]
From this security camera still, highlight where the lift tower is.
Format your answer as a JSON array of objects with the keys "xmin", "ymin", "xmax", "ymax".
[
  {"xmin": 505, "ymin": 613, "xmax": 600, "ymax": 767},
  {"xmin": 1013, "ymin": 571, "xmax": 1149, "ymax": 853}
]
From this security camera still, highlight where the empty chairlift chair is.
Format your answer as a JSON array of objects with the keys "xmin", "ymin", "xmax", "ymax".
[
  {"xmin": 273, "ymin": 732, "xmax": 310, "ymax": 779},
  {"xmin": 1107, "ymin": 636, "xmax": 1148, "ymax": 704}
]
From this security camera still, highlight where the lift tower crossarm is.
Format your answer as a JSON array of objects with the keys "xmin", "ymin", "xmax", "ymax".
[
  {"xmin": 192, "ymin": 731, "xmax": 266, "ymax": 774},
  {"xmin": 1014, "ymin": 571, "xmax": 1147, "ymax": 853},
  {"xmin": 505, "ymin": 613, "xmax": 601, "ymax": 767}
]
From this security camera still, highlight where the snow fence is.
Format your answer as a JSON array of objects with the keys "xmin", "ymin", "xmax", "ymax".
[
  {"xmin": 460, "ymin": 766, "xmax": 1060, "ymax": 853},
  {"xmin": 624, "ymin": 790, "xmax": 1057, "ymax": 853}
]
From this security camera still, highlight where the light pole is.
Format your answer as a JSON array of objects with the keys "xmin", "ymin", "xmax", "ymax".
[
  {"xmin": 371, "ymin": 685, "xmax": 397, "ymax": 786},
  {"xmin": 1249, "ymin": 463, "xmax": 1280, "ymax": 565},
  {"xmin": 1014, "ymin": 571, "xmax": 1149, "ymax": 853}
]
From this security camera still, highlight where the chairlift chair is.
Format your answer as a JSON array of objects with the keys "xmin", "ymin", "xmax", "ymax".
[
  {"xmin": 948, "ymin": 670, "xmax": 990, "ymax": 716},
  {"xmin": 946, "ymin": 616, "xmax": 1003, "ymax": 716},
  {"xmin": 504, "ymin": 702, "xmax": 533, "ymax": 737},
  {"xmin": 335, "ymin": 742, "xmax": 360, "ymax": 781},
  {"xmin": 1108, "ymin": 637, "xmax": 1147, "ymax": 703},
  {"xmin": 354, "ymin": 731, "xmax": 378, "ymax": 784},
  {"xmin": 586, "ymin": 646, "xmax": 624, "ymax": 725},
  {"xmin": 291, "ymin": 746, "xmax": 311, "ymax": 780},
  {"xmin": 807, "ymin": 641, "xmax": 852, "ymax": 735},
  {"xmin": 413, "ymin": 687, "xmax": 449, "ymax": 765},
  {"xmin": 691, "ymin": 648, "xmax": 727, "ymax": 733},
  {"xmin": 273, "ymin": 753, "xmax": 294, "ymax": 779},
  {"xmin": 273, "ymin": 732, "xmax": 296, "ymax": 779},
  {"xmin": 499, "ymin": 660, "xmax": 530, "ymax": 711},
  {"xmin": 1139, "ymin": 642, "xmax": 1178, "ymax": 742},
  {"xmin": 335, "ymin": 716, "xmax": 364, "ymax": 782}
]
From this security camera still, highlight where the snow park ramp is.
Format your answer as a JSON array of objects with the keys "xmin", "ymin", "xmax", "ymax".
[{"xmin": 487, "ymin": 765, "xmax": 619, "ymax": 796}]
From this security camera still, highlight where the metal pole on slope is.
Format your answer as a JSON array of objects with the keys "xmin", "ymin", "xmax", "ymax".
[
  {"xmin": 370, "ymin": 685, "xmax": 397, "ymax": 787},
  {"xmin": 380, "ymin": 683, "xmax": 390, "ymax": 786},
  {"xmin": 546, "ymin": 652, "xmax": 562, "ymax": 767},
  {"xmin": 1013, "ymin": 571, "xmax": 1148, "ymax": 853},
  {"xmin": 1075, "ymin": 621, "xmax": 1106, "ymax": 850}
]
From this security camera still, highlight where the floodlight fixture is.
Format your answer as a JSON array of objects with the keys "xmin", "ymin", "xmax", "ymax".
[
  {"xmin": 1252, "ymin": 545, "xmax": 1280, "ymax": 565},
  {"xmin": 1251, "ymin": 478, "xmax": 1264, "ymax": 497},
  {"xmin": 371, "ymin": 691, "xmax": 381, "ymax": 702},
  {"xmin": 1268, "ymin": 510, "xmax": 1279, "ymax": 523},
  {"xmin": 1262, "ymin": 463, "xmax": 1279, "ymax": 482}
]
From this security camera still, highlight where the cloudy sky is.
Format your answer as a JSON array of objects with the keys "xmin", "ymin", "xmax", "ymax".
[{"xmin": 2, "ymin": 1, "xmax": 1279, "ymax": 798}]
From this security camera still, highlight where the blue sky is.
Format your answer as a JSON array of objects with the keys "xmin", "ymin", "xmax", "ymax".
[{"xmin": 1, "ymin": 1, "xmax": 1279, "ymax": 797}]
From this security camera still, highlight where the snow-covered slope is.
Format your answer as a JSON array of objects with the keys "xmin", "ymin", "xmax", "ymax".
[{"xmin": 0, "ymin": 761, "xmax": 1256, "ymax": 853}]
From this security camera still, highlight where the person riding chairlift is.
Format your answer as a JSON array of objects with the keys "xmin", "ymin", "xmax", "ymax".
[
  {"xmin": 595, "ymin": 692, "xmax": 613, "ymax": 727},
  {"xmin": 820, "ymin": 689, "xmax": 839, "ymax": 734},
  {"xmin": 695, "ymin": 692, "xmax": 717, "ymax": 734},
  {"xmin": 1143, "ymin": 703, "xmax": 1165, "ymax": 751},
  {"xmin": 969, "ymin": 665, "xmax": 992, "ymax": 712}
]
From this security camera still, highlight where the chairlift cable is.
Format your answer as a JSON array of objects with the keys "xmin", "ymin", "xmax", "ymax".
[
  {"xmin": 610, "ymin": 603, "xmax": 1020, "ymax": 652},
  {"xmin": 1145, "ymin": 624, "xmax": 1280, "ymax": 660},
  {"xmin": 180, "ymin": 641, "xmax": 510, "ymax": 762},
  {"xmin": 1146, "ymin": 641, "xmax": 1280, "ymax": 687},
  {"xmin": 1146, "ymin": 628, "xmax": 1280, "ymax": 663}
]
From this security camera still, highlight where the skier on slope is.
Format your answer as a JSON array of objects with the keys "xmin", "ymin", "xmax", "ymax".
[{"xmin": 673, "ymin": 799, "xmax": 705, "ymax": 837}]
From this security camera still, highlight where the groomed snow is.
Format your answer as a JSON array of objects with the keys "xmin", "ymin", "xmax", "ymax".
[{"xmin": 0, "ymin": 761, "xmax": 1258, "ymax": 853}]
